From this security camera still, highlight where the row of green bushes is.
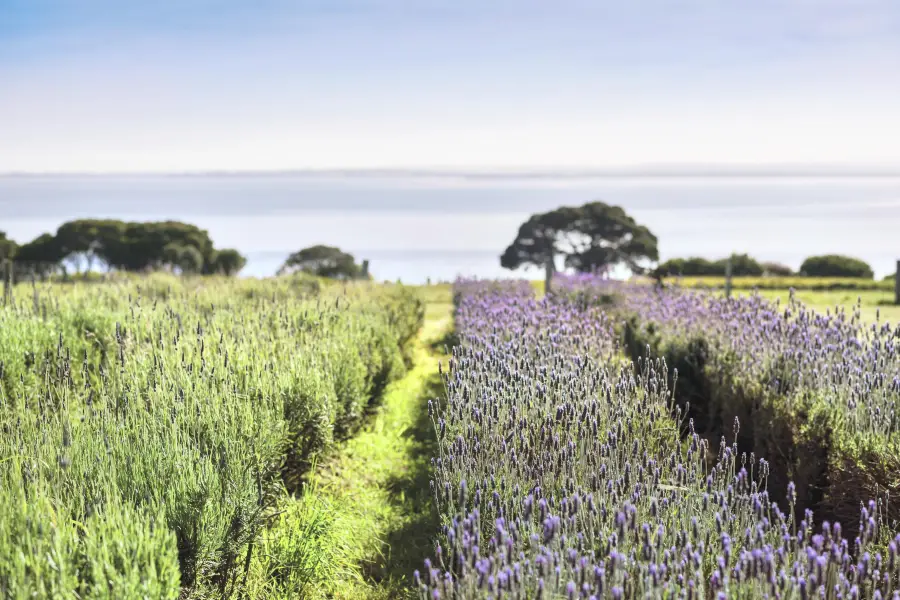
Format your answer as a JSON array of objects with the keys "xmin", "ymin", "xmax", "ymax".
[
  {"xmin": 656, "ymin": 253, "xmax": 879, "ymax": 279},
  {"xmin": 0, "ymin": 274, "xmax": 424, "ymax": 598}
]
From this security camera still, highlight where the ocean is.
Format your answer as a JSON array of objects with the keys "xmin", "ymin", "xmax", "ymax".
[{"xmin": 2, "ymin": 173, "xmax": 899, "ymax": 283}]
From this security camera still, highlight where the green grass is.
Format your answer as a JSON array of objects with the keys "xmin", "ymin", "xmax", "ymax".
[
  {"xmin": 664, "ymin": 275, "xmax": 895, "ymax": 291},
  {"xmin": 249, "ymin": 285, "xmax": 453, "ymax": 599},
  {"xmin": 574, "ymin": 275, "xmax": 900, "ymax": 323},
  {"xmin": 735, "ymin": 288, "xmax": 900, "ymax": 324},
  {"xmin": 614, "ymin": 275, "xmax": 900, "ymax": 322}
]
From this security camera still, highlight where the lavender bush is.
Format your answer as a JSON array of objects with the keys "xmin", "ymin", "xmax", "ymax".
[
  {"xmin": 417, "ymin": 279, "xmax": 900, "ymax": 599},
  {"xmin": 554, "ymin": 274, "xmax": 900, "ymax": 538}
]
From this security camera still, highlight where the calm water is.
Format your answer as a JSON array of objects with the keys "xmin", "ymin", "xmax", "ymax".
[{"xmin": 2, "ymin": 173, "xmax": 899, "ymax": 283}]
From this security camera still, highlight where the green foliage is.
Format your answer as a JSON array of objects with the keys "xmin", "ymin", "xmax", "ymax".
[
  {"xmin": 0, "ymin": 231, "xmax": 17, "ymax": 261},
  {"xmin": 78, "ymin": 499, "xmax": 182, "ymax": 599},
  {"xmin": 656, "ymin": 253, "xmax": 763, "ymax": 277},
  {"xmin": 162, "ymin": 243, "xmax": 204, "ymax": 274},
  {"xmin": 800, "ymin": 254, "xmax": 874, "ymax": 278},
  {"xmin": 0, "ymin": 275, "xmax": 423, "ymax": 598},
  {"xmin": 14, "ymin": 233, "xmax": 64, "ymax": 276},
  {"xmin": 716, "ymin": 252, "xmax": 763, "ymax": 276},
  {"xmin": 208, "ymin": 248, "xmax": 247, "ymax": 276},
  {"xmin": 55, "ymin": 219, "xmax": 119, "ymax": 272},
  {"xmin": 279, "ymin": 245, "xmax": 363, "ymax": 280},
  {"xmin": 761, "ymin": 261, "xmax": 794, "ymax": 276},
  {"xmin": 256, "ymin": 298, "xmax": 449, "ymax": 599},
  {"xmin": 8, "ymin": 219, "xmax": 243, "ymax": 279},
  {"xmin": 102, "ymin": 220, "xmax": 215, "ymax": 272},
  {"xmin": 500, "ymin": 201, "xmax": 658, "ymax": 274},
  {"xmin": 655, "ymin": 256, "xmax": 722, "ymax": 276}
]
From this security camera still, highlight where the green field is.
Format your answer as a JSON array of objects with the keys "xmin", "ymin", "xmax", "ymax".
[
  {"xmin": 2, "ymin": 273, "xmax": 897, "ymax": 598},
  {"xmin": 663, "ymin": 275, "xmax": 896, "ymax": 291},
  {"xmin": 743, "ymin": 288, "xmax": 900, "ymax": 323},
  {"xmin": 640, "ymin": 276, "xmax": 900, "ymax": 323}
]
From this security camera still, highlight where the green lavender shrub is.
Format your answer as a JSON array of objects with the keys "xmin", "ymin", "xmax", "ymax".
[{"xmin": 0, "ymin": 274, "xmax": 423, "ymax": 598}]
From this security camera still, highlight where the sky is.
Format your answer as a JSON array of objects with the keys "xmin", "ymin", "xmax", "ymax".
[{"xmin": 2, "ymin": 0, "xmax": 900, "ymax": 173}]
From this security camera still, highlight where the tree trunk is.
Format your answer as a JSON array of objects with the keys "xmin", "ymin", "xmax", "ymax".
[{"xmin": 544, "ymin": 255, "xmax": 555, "ymax": 294}]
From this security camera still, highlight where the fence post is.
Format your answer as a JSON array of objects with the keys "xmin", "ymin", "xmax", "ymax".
[
  {"xmin": 31, "ymin": 271, "xmax": 38, "ymax": 314},
  {"xmin": 5, "ymin": 259, "xmax": 13, "ymax": 307},
  {"xmin": 895, "ymin": 259, "xmax": 900, "ymax": 305},
  {"xmin": 544, "ymin": 255, "xmax": 554, "ymax": 295},
  {"xmin": 2, "ymin": 259, "xmax": 7, "ymax": 306},
  {"xmin": 724, "ymin": 256, "xmax": 733, "ymax": 299}
]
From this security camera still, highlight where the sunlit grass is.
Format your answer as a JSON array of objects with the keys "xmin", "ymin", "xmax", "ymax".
[{"xmin": 251, "ymin": 290, "xmax": 452, "ymax": 599}]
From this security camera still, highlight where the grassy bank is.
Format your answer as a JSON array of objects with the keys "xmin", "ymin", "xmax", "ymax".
[{"xmin": 248, "ymin": 286, "xmax": 453, "ymax": 599}]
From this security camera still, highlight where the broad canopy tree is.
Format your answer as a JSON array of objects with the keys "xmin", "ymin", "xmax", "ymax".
[
  {"xmin": 278, "ymin": 245, "xmax": 364, "ymax": 279},
  {"xmin": 501, "ymin": 201, "xmax": 659, "ymax": 276},
  {"xmin": 3, "ymin": 220, "xmax": 246, "ymax": 278},
  {"xmin": 55, "ymin": 219, "xmax": 110, "ymax": 273},
  {"xmin": 13, "ymin": 233, "xmax": 65, "ymax": 278}
]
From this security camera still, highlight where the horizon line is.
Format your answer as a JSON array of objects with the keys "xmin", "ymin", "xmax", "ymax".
[{"xmin": 4, "ymin": 163, "xmax": 900, "ymax": 179}]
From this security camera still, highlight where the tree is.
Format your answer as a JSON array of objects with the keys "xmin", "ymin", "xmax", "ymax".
[
  {"xmin": 800, "ymin": 255, "xmax": 873, "ymax": 279},
  {"xmin": 176, "ymin": 245, "xmax": 204, "ymax": 274},
  {"xmin": 656, "ymin": 257, "xmax": 721, "ymax": 277},
  {"xmin": 3, "ymin": 220, "xmax": 237, "ymax": 278},
  {"xmin": 162, "ymin": 242, "xmax": 184, "ymax": 271},
  {"xmin": 279, "ymin": 245, "xmax": 361, "ymax": 279},
  {"xmin": 160, "ymin": 243, "xmax": 203, "ymax": 274},
  {"xmin": 761, "ymin": 261, "xmax": 794, "ymax": 277},
  {"xmin": 56, "ymin": 219, "xmax": 109, "ymax": 273},
  {"xmin": 208, "ymin": 249, "xmax": 247, "ymax": 276},
  {"xmin": 14, "ymin": 233, "xmax": 65, "ymax": 278},
  {"xmin": 0, "ymin": 231, "xmax": 17, "ymax": 261},
  {"xmin": 500, "ymin": 201, "xmax": 658, "ymax": 275},
  {"xmin": 714, "ymin": 253, "xmax": 763, "ymax": 277},
  {"xmin": 98, "ymin": 220, "xmax": 215, "ymax": 272}
]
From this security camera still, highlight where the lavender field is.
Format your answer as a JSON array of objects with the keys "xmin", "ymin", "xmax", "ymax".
[{"xmin": 416, "ymin": 278, "xmax": 900, "ymax": 599}]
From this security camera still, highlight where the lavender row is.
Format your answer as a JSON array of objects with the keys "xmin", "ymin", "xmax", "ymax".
[
  {"xmin": 556, "ymin": 275, "xmax": 900, "ymax": 438},
  {"xmin": 417, "ymin": 280, "xmax": 899, "ymax": 599},
  {"xmin": 554, "ymin": 275, "xmax": 900, "ymax": 534}
]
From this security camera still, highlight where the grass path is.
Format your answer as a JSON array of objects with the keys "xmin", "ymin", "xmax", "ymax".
[{"xmin": 265, "ymin": 294, "xmax": 452, "ymax": 599}]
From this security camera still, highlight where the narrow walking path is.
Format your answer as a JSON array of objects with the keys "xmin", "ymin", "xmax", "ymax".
[{"xmin": 281, "ymin": 292, "xmax": 452, "ymax": 599}]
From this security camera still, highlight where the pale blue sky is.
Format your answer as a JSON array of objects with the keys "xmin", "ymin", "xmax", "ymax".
[{"xmin": 2, "ymin": 1, "xmax": 900, "ymax": 172}]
